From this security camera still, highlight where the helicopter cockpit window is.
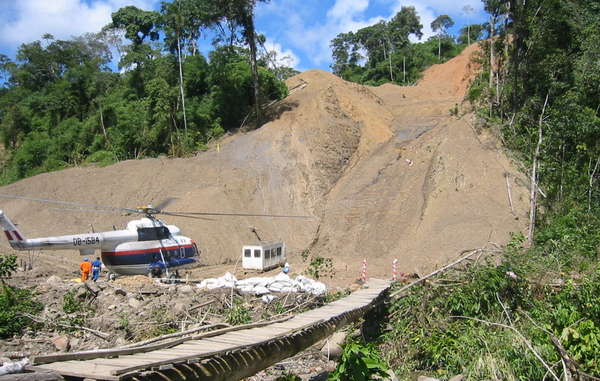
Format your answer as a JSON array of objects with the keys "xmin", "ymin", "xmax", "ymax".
[
  {"xmin": 244, "ymin": 249, "xmax": 251, "ymax": 258},
  {"xmin": 254, "ymin": 249, "xmax": 261, "ymax": 258},
  {"xmin": 137, "ymin": 226, "xmax": 170, "ymax": 241}
]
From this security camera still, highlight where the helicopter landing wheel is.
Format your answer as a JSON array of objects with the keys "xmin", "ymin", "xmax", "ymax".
[
  {"xmin": 149, "ymin": 266, "xmax": 162, "ymax": 279},
  {"xmin": 168, "ymin": 273, "xmax": 178, "ymax": 284},
  {"xmin": 107, "ymin": 271, "xmax": 117, "ymax": 281}
]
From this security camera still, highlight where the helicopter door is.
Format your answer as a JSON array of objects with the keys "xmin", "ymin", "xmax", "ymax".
[{"xmin": 179, "ymin": 247, "xmax": 185, "ymax": 258}]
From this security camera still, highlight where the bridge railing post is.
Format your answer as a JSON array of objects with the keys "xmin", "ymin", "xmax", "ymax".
[{"xmin": 361, "ymin": 258, "xmax": 367, "ymax": 282}]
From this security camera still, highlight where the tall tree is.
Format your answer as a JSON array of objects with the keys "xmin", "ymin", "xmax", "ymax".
[
  {"xmin": 462, "ymin": 5, "xmax": 475, "ymax": 45},
  {"xmin": 431, "ymin": 15, "xmax": 454, "ymax": 60},
  {"xmin": 482, "ymin": 1, "xmax": 508, "ymax": 100},
  {"xmin": 108, "ymin": 6, "xmax": 161, "ymax": 69},
  {"xmin": 211, "ymin": 0, "xmax": 269, "ymax": 127},
  {"xmin": 458, "ymin": 24, "xmax": 485, "ymax": 44}
]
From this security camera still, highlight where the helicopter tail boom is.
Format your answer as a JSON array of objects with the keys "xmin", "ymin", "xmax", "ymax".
[{"xmin": 0, "ymin": 210, "xmax": 26, "ymax": 249}]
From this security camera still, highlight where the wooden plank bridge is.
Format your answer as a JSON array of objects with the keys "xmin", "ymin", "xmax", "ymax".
[{"xmin": 28, "ymin": 279, "xmax": 391, "ymax": 381}]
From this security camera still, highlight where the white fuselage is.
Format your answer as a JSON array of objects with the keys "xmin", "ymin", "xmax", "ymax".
[{"xmin": 0, "ymin": 212, "xmax": 199, "ymax": 275}]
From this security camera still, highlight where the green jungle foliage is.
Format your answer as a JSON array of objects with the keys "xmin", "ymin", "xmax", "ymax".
[
  {"xmin": 471, "ymin": 0, "xmax": 600, "ymax": 215},
  {"xmin": 329, "ymin": 7, "xmax": 484, "ymax": 85},
  {"xmin": 384, "ymin": 230, "xmax": 600, "ymax": 379},
  {"xmin": 376, "ymin": 0, "xmax": 600, "ymax": 379},
  {"xmin": 0, "ymin": 254, "xmax": 42, "ymax": 338},
  {"xmin": 0, "ymin": 0, "xmax": 294, "ymax": 184}
]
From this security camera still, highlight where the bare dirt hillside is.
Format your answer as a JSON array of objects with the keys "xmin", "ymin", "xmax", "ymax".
[{"xmin": 0, "ymin": 44, "xmax": 528, "ymax": 284}]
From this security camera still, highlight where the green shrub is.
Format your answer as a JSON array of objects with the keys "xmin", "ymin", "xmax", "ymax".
[
  {"xmin": 0, "ymin": 286, "xmax": 42, "ymax": 338},
  {"xmin": 225, "ymin": 299, "xmax": 252, "ymax": 326},
  {"xmin": 328, "ymin": 339, "xmax": 389, "ymax": 381},
  {"xmin": 302, "ymin": 250, "xmax": 335, "ymax": 280},
  {"xmin": 83, "ymin": 150, "xmax": 117, "ymax": 167}
]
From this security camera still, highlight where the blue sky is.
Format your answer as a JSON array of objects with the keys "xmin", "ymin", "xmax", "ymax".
[{"xmin": 0, "ymin": 0, "xmax": 487, "ymax": 72}]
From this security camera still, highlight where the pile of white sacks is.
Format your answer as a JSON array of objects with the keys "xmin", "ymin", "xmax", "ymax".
[{"xmin": 196, "ymin": 272, "xmax": 327, "ymax": 301}]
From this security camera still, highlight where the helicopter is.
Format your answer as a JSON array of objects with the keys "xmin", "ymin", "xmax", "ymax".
[{"xmin": 0, "ymin": 194, "xmax": 309, "ymax": 280}]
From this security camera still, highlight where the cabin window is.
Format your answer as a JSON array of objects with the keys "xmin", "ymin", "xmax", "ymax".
[
  {"xmin": 244, "ymin": 249, "xmax": 251, "ymax": 258},
  {"xmin": 277, "ymin": 247, "xmax": 282, "ymax": 257},
  {"xmin": 137, "ymin": 226, "xmax": 170, "ymax": 241},
  {"xmin": 254, "ymin": 249, "xmax": 261, "ymax": 258}
]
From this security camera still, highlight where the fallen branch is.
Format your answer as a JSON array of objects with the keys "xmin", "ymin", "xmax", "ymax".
[
  {"xmin": 550, "ymin": 334, "xmax": 600, "ymax": 381},
  {"xmin": 505, "ymin": 173, "xmax": 515, "ymax": 215},
  {"xmin": 519, "ymin": 311, "xmax": 600, "ymax": 381},
  {"xmin": 188, "ymin": 299, "xmax": 216, "ymax": 312},
  {"xmin": 262, "ymin": 296, "xmax": 319, "ymax": 322},
  {"xmin": 449, "ymin": 315, "xmax": 560, "ymax": 381},
  {"xmin": 119, "ymin": 322, "xmax": 229, "ymax": 349},
  {"xmin": 22, "ymin": 313, "xmax": 109, "ymax": 341},
  {"xmin": 0, "ymin": 352, "xmax": 31, "ymax": 360},
  {"xmin": 496, "ymin": 293, "xmax": 513, "ymax": 326},
  {"xmin": 389, "ymin": 248, "xmax": 483, "ymax": 299}
]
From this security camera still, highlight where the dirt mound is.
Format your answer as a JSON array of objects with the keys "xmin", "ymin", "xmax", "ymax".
[{"xmin": 0, "ymin": 44, "xmax": 528, "ymax": 285}]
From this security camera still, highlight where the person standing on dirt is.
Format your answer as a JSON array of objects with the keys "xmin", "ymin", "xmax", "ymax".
[
  {"xmin": 80, "ymin": 258, "xmax": 92, "ymax": 282},
  {"xmin": 91, "ymin": 257, "xmax": 102, "ymax": 282}
]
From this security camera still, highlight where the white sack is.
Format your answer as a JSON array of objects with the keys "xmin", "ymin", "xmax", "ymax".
[{"xmin": 0, "ymin": 359, "xmax": 29, "ymax": 376}]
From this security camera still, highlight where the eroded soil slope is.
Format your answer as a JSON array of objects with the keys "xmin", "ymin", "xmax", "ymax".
[{"xmin": 0, "ymin": 44, "xmax": 528, "ymax": 284}]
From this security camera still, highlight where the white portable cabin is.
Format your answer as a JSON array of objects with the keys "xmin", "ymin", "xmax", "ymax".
[{"xmin": 242, "ymin": 242, "xmax": 286, "ymax": 271}]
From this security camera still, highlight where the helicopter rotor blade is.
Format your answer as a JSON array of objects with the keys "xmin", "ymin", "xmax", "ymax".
[
  {"xmin": 154, "ymin": 197, "xmax": 179, "ymax": 212},
  {"xmin": 0, "ymin": 193, "xmax": 139, "ymax": 214},
  {"xmin": 0, "ymin": 193, "xmax": 311, "ymax": 220},
  {"xmin": 158, "ymin": 211, "xmax": 215, "ymax": 221},
  {"xmin": 47, "ymin": 207, "xmax": 120, "ymax": 214},
  {"xmin": 161, "ymin": 210, "xmax": 312, "ymax": 219}
]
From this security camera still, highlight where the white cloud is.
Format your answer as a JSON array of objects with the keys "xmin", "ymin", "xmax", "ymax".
[
  {"xmin": 263, "ymin": 40, "xmax": 300, "ymax": 69},
  {"xmin": 0, "ymin": 0, "xmax": 157, "ymax": 49},
  {"xmin": 283, "ymin": 0, "xmax": 384, "ymax": 67},
  {"xmin": 327, "ymin": 0, "xmax": 369, "ymax": 20}
]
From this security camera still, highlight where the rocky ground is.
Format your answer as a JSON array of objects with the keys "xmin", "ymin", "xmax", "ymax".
[{"xmin": 1, "ymin": 264, "xmax": 355, "ymax": 380}]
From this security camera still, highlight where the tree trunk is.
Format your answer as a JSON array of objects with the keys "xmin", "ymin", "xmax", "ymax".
[
  {"xmin": 588, "ymin": 156, "xmax": 600, "ymax": 213},
  {"xmin": 438, "ymin": 34, "xmax": 441, "ymax": 60},
  {"xmin": 246, "ymin": 3, "xmax": 261, "ymax": 127},
  {"xmin": 191, "ymin": 39, "xmax": 198, "ymax": 56},
  {"xmin": 467, "ymin": 23, "xmax": 471, "ymax": 45},
  {"xmin": 489, "ymin": 16, "xmax": 495, "ymax": 90},
  {"xmin": 489, "ymin": 16, "xmax": 495, "ymax": 117},
  {"xmin": 177, "ymin": 36, "xmax": 188, "ymax": 134},
  {"xmin": 99, "ymin": 104, "xmax": 107, "ymax": 141},
  {"xmin": 383, "ymin": 40, "xmax": 393, "ymax": 81},
  {"xmin": 527, "ymin": 93, "xmax": 548, "ymax": 247}
]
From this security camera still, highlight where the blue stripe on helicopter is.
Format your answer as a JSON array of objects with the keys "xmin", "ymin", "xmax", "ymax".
[{"xmin": 101, "ymin": 245, "xmax": 196, "ymax": 267}]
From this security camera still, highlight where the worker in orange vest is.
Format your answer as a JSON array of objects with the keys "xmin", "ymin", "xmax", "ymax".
[{"xmin": 80, "ymin": 258, "xmax": 92, "ymax": 281}]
